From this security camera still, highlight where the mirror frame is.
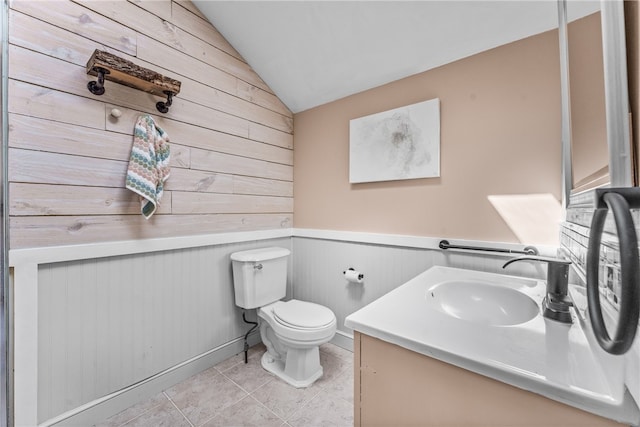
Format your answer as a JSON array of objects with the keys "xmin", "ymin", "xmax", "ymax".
[{"xmin": 558, "ymin": 0, "xmax": 633, "ymax": 210}]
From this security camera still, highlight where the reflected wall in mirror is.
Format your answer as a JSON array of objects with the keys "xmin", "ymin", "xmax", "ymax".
[
  {"xmin": 567, "ymin": 3, "xmax": 608, "ymax": 191},
  {"xmin": 559, "ymin": 0, "xmax": 634, "ymax": 207}
]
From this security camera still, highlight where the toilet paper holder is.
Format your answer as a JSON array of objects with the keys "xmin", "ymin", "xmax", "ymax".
[{"xmin": 343, "ymin": 267, "xmax": 364, "ymax": 282}]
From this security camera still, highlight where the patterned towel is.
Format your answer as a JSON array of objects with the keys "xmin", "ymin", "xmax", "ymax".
[{"xmin": 125, "ymin": 114, "xmax": 170, "ymax": 219}]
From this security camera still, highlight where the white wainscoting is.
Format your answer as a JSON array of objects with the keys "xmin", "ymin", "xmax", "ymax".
[
  {"xmin": 11, "ymin": 230, "xmax": 292, "ymax": 426},
  {"xmin": 291, "ymin": 229, "xmax": 551, "ymax": 339},
  {"xmin": 10, "ymin": 228, "xmax": 552, "ymax": 426}
]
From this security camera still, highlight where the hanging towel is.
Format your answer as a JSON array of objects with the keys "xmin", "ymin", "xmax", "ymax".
[{"xmin": 125, "ymin": 114, "xmax": 170, "ymax": 219}]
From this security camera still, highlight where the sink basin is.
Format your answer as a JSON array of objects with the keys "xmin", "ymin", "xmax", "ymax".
[
  {"xmin": 346, "ymin": 266, "xmax": 637, "ymax": 424},
  {"xmin": 426, "ymin": 280, "xmax": 539, "ymax": 326}
]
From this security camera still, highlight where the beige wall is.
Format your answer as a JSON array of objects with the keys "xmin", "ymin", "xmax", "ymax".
[
  {"xmin": 293, "ymin": 29, "xmax": 562, "ymax": 243},
  {"xmin": 625, "ymin": 0, "xmax": 640, "ymax": 182},
  {"xmin": 8, "ymin": 0, "xmax": 293, "ymax": 249},
  {"xmin": 568, "ymin": 12, "xmax": 608, "ymax": 187}
]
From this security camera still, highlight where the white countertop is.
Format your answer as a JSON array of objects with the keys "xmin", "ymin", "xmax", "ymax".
[{"xmin": 344, "ymin": 266, "xmax": 640, "ymax": 425}]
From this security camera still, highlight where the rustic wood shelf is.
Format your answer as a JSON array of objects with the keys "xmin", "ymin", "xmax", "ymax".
[{"xmin": 86, "ymin": 50, "xmax": 181, "ymax": 113}]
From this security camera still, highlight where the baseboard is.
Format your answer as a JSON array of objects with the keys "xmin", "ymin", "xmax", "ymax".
[
  {"xmin": 48, "ymin": 332, "xmax": 262, "ymax": 427},
  {"xmin": 330, "ymin": 330, "xmax": 354, "ymax": 352},
  {"xmin": 48, "ymin": 330, "xmax": 350, "ymax": 426}
]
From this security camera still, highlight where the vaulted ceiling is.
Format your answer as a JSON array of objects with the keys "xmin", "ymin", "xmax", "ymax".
[{"xmin": 193, "ymin": 1, "xmax": 577, "ymax": 113}]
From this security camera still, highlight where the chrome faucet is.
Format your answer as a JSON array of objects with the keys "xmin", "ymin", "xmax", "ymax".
[{"xmin": 503, "ymin": 255, "xmax": 573, "ymax": 324}]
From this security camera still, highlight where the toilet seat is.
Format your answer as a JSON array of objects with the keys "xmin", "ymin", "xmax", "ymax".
[
  {"xmin": 272, "ymin": 300, "xmax": 335, "ymax": 330},
  {"xmin": 259, "ymin": 300, "xmax": 337, "ymax": 344}
]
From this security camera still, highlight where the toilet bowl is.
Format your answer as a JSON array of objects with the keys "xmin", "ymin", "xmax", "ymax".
[
  {"xmin": 230, "ymin": 247, "xmax": 337, "ymax": 388},
  {"xmin": 258, "ymin": 300, "xmax": 337, "ymax": 387}
]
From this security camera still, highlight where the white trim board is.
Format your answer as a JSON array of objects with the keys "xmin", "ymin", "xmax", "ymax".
[
  {"xmin": 9, "ymin": 229, "xmax": 292, "ymax": 266},
  {"xmin": 9, "ymin": 228, "xmax": 558, "ymax": 267}
]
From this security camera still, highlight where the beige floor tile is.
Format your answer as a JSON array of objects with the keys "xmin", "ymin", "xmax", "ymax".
[
  {"xmin": 222, "ymin": 354, "xmax": 275, "ymax": 393},
  {"xmin": 287, "ymin": 390, "xmax": 353, "ymax": 427},
  {"xmin": 94, "ymin": 343, "xmax": 353, "ymax": 427},
  {"xmin": 215, "ymin": 343, "xmax": 266, "ymax": 373},
  {"xmin": 314, "ymin": 351, "xmax": 350, "ymax": 389},
  {"xmin": 214, "ymin": 353, "xmax": 244, "ymax": 373},
  {"xmin": 166, "ymin": 367, "xmax": 247, "ymax": 426},
  {"xmin": 121, "ymin": 400, "xmax": 191, "ymax": 427},
  {"xmin": 251, "ymin": 377, "xmax": 322, "ymax": 419},
  {"xmin": 93, "ymin": 392, "xmax": 168, "ymax": 427},
  {"xmin": 320, "ymin": 343, "xmax": 353, "ymax": 363},
  {"xmin": 318, "ymin": 367, "xmax": 354, "ymax": 405},
  {"xmin": 200, "ymin": 395, "xmax": 283, "ymax": 427}
]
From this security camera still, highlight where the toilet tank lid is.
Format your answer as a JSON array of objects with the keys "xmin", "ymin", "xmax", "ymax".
[{"xmin": 230, "ymin": 247, "xmax": 290, "ymax": 262}]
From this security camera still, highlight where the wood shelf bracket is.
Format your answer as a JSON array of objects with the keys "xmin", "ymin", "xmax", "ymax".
[{"xmin": 86, "ymin": 50, "xmax": 182, "ymax": 114}]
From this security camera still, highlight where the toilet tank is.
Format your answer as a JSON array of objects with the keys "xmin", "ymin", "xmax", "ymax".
[{"xmin": 230, "ymin": 247, "xmax": 290, "ymax": 309}]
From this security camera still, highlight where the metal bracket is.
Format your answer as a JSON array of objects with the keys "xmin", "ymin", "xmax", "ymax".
[
  {"xmin": 87, "ymin": 67, "xmax": 109, "ymax": 96},
  {"xmin": 156, "ymin": 91, "xmax": 173, "ymax": 114}
]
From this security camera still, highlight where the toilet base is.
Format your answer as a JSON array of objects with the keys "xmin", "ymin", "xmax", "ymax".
[{"xmin": 261, "ymin": 347, "xmax": 323, "ymax": 388}]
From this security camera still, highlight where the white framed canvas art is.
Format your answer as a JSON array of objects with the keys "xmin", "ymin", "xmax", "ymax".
[{"xmin": 349, "ymin": 98, "xmax": 440, "ymax": 183}]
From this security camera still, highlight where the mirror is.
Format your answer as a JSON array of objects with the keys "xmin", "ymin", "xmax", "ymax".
[
  {"xmin": 567, "ymin": 2, "xmax": 607, "ymax": 192},
  {"xmin": 558, "ymin": 0, "xmax": 634, "ymax": 209}
]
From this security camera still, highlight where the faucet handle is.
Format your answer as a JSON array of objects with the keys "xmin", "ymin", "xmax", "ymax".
[
  {"xmin": 502, "ymin": 255, "xmax": 571, "ymax": 269},
  {"xmin": 503, "ymin": 255, "xmax": 574, "ymax": 324},
  {"xmin": 503, "ymin": 255, "xmax": 572, "ymax": 299}
]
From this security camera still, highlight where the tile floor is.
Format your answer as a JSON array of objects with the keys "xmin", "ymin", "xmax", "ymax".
[{"xmin": 94, "ymin": 342, "xmax": 354, "ymax": 427}]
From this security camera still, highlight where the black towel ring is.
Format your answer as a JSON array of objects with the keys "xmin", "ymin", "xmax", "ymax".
[{"xmin": 586, "ymin": 191, "xmax": 640, "ymax": 355}]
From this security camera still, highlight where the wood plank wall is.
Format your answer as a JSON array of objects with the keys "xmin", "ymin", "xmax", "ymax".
[{"xmin": 8, "ymin": 0, "xmax": 294, "ymax": 249}]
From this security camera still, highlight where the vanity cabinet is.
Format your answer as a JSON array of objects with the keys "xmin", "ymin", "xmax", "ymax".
[{"xmin": 353, "ymin": 332, "xmax": 626, "ymax": 426}]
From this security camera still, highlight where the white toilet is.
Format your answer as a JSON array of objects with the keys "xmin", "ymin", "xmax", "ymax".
[{"xmin": 230, "ymin": 247, "xmax": 337, "ymax": 388}]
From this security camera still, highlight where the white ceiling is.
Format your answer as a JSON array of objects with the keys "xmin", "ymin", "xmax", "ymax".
[{"xmin": 193, "ymin": 1, "xmax": 564, "ymax": 113}]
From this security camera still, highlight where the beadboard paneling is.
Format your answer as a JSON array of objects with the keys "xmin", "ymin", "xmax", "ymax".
[
  {"xmin": 291, "ymin": 237, "xmax": 547, "ymax": 336},
  {"xmin": 8, "ymin": 0, "xmax": 293, "ymax": 249},
  {"xmin": 13, "ymin": 229, "xmax": 552, "ymax": 424},
  {"xmin": 36, "ymin": 237, "xmax": 292, "ymax": 423}
]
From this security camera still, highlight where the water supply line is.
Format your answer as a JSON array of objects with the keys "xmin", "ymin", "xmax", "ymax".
[
  {"xmin": 586, "ymin": 188, "xmax": 640, "ymax": 355},
  {"xmin": 241, "ymin": 310, "xmax": 258, "ymax": 364}
]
